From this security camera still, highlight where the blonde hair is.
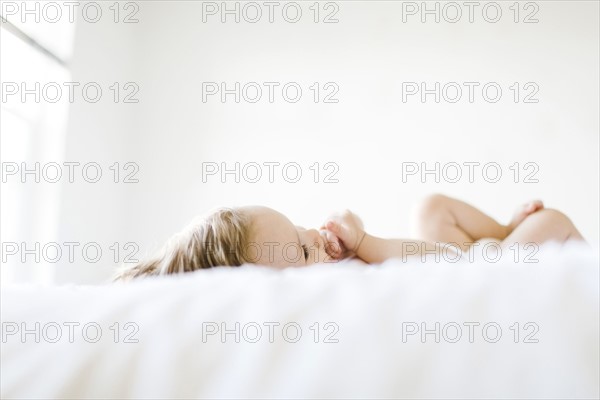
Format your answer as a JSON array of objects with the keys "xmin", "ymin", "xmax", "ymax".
[{"xmin": 113, "ymin": 207, "xmax": 253, "ymax": 281}]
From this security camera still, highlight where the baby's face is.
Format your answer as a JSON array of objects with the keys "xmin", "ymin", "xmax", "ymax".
[{"xmin": 243, "ymin": 206, "xmax": 333, "ymax": 268}]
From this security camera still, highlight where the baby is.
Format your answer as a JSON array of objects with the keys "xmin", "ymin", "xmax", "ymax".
[{"xmin": 114, "ymin": 194, "xmax": 585, "ymax": 280}]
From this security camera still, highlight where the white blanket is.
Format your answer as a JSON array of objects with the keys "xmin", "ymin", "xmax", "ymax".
[{"xmin": 1, "ymin": 242, "xmax": 598, "ymax": 399}]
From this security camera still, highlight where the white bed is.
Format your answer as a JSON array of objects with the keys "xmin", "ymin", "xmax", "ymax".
[{"xmin": 1, "ymin": 242, "xmax": 598, "ymax": 399}]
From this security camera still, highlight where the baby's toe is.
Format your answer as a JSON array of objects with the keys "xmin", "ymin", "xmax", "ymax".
[{"xmin": 527, "ymin": 200, "xmax": 544, "ymax": 213}]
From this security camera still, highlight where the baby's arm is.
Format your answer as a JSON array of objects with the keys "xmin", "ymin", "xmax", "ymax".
[
  {"xmin": 326, "ymin": 219, "xmax": 431, "ymax": 264},
  {"xmin": 324, "ymin": 211, "xmax": 431, "ymax": 264},
  {"xmin": 353, "ymin": 234, "xmax": 431, "ymax": 264}
]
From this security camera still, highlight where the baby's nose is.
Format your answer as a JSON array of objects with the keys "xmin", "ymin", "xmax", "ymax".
[{"xmin": 308, "ymin": 229, "xmax": 321, "ymax": 246}]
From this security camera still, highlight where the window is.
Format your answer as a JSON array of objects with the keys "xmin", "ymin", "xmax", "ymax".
[{"xmin": 1, "ymin": 8, "xmax": 75, "ymax": 284}]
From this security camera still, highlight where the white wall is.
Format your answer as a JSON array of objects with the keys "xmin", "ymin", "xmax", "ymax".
[
  {"xmin": 57, "ymin": 1, "xmax": 599, "ymax": 284},
  {"xmin": 55, "ymin": 12, "xmax": 140, "ymax": 283}
]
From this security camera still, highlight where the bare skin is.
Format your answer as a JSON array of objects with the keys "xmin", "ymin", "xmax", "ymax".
[
  {"xmin": 244, "ymin": 206, "xmax": 334, "ymax": 268},
  {"xmin": 245, "ymin": 195, "xmax": 585, "ymax": 267}
]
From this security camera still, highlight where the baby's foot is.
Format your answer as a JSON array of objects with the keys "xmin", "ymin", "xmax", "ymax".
[{"xmin": 508, "ymin": 200, "xmax": 544, "ymax": 232}]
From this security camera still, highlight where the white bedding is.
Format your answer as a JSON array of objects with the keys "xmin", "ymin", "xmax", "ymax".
[{"xmin": 1, "ymin": 242, "xmax": 599, "ymax": 399}]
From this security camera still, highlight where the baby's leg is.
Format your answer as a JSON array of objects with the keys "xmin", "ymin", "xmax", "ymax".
[
  {"xmin": 413, "ymin": 194, "xmax": 510, "ymax": 252},
  {"xmin": 502, "ymin": 208, "xmax": 584, "ymax": 246}
]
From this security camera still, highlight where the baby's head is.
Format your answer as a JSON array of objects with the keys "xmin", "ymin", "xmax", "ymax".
[{"xmin": 114, "ymin": 206, "xmax": 332, "ymax": 281}]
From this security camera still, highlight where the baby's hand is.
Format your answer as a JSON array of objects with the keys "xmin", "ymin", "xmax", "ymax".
[
  {"xmin": 320, "ymin": 210, "xmax": 365, "ymax": 260},
  {"xmin": 319, "ymin": 229, "xmax": 344, "ymax": 260}
]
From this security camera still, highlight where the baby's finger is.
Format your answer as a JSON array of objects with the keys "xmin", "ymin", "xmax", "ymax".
[
  {"xmin": 331, "ymin": 239, "xmax": 343, "ymax": 258},
  {"xmin": 525, "ymin": 200, "xmax": 543, "ymax": 214},
  {"xmin": 326, "ymin": 220, "xmax": 339, "ymax": 232},
  {"xmin": 322, "ymin": 231, "xmax": 342, "ymax": 257}
]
